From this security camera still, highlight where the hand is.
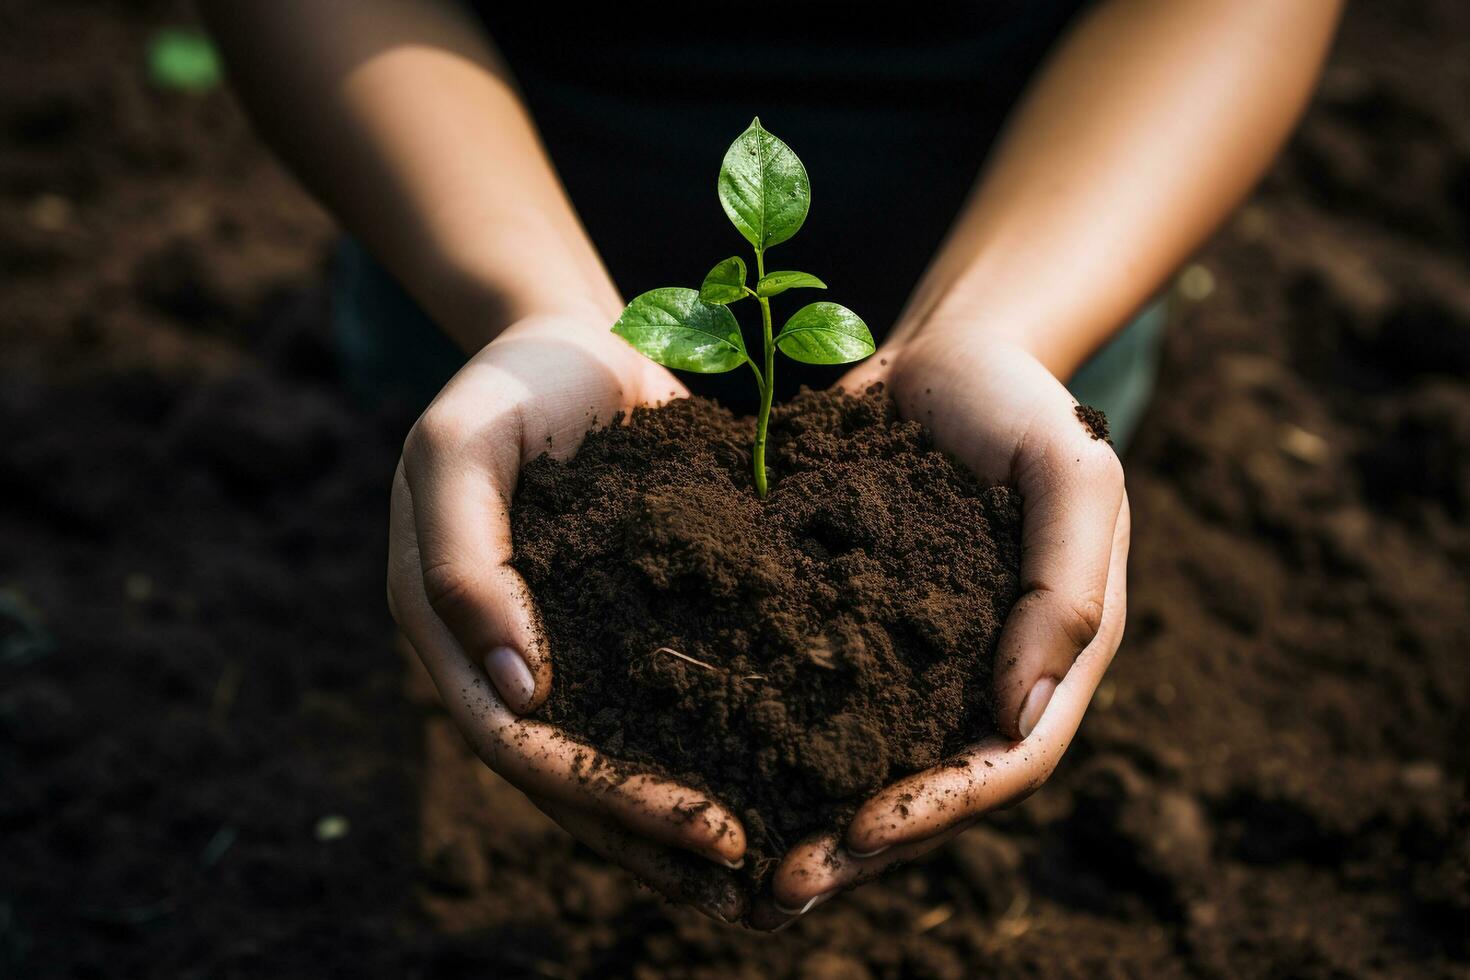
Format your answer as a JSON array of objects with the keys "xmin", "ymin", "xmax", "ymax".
[
  {"xmin": 751, "ymin": 330, "xmax": 1130, "ymax": 929},
  {"xmin": 387, "ymin": 311, "xmax": 750, "ymax": 923}
]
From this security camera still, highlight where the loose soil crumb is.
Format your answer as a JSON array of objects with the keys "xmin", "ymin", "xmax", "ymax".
[
  {"xmin": 1075, "ymin": 403, "xmax": 1111, "ymax": 443},
  {"xmin": 511, "ymin": 386, "xmax": 1023, "ymax": 876}
]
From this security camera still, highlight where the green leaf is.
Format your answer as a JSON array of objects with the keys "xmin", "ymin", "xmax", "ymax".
[
  {"xmin": 612, "ymin": 287, "xmax": 749, "ymax": 373},
  {"xmin": 699, "ymin": 256, "xmax": 748, "ymax": 305},
  {"xmin": 756, "ymin": 270, "xmax": 826, "ymax": 298},
  {"xmin": 718, "ymin": 117, "xmax": 810, "ymax": 252},
  {"xmin": 776, "ymin": 302, "xmax": 875, "ymax": 365}
]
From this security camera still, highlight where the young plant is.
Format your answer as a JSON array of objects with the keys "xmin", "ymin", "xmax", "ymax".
[{"xmin": 611, "ymin": 117, "xmax": 874, "ymax": 498}]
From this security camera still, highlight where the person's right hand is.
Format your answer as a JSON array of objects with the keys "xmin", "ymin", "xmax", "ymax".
[
  {"xmin": 387, "ymin": 311, "xmax": 750, "ymax": 923},
  {"xmin": 747, "ymin": 330, "xmax": 1129, "ymax": 930}
]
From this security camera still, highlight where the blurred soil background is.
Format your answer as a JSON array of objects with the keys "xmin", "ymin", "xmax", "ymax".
[{"xmin": 1, "ymin": 1, "xmax": 1467, "ymax": 977}]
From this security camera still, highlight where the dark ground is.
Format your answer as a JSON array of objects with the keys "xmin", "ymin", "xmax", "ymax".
[{"xmin": 1, "ymin": 1, "xmax": 1467, "ymax": 977}]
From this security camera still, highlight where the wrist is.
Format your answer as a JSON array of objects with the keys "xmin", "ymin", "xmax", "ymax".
[
  {"xmin": 887, "ymin": 284, "xmax": 1094, "ymax": 383},
  {"xmin": 421, "ymin": 223, "xmax": 624, "ymax": 353},
  {"xmin": 433, "ymin": 274, "xmax": 622, "ymax": 353}
]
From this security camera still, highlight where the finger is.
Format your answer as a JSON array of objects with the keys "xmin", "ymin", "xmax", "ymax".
[
  {"xmin": 390, "ymin": 480, "xmax": 746, "ymax": 866},
  {"xmin": 532, "ymin": 794, "xmax": 748, "ymax": 925},
  {"xmin": 834, "ymin": 346, "xmax": 893, "ymax": 394},
  {"xmin": 762, "ymin": 819, "xmax": 977, "ymax": 922},
  {"xmin": 843, "ymin": 495, "xmax": 1131, "ymax": 854},
  {"xmin": 399, "ymin": 395, "xmax": 552, "ymax": 714},
  {"xmin": 993, "ymin": 400, "xmax": 1125, "ymax": 739}
]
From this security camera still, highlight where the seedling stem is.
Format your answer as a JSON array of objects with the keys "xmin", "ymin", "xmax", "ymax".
[{"xmin": 611, "ymin": 118, "xmax": 874, "ymax": 498}]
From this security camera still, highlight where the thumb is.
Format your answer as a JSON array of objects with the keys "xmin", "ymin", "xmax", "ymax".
[
  {"xmin": 835, "ymin": 351, "xmax": 892, "ymax": 394},
  {"xmin": 993, "ymin": 416, "xmax": 1124, "ymax": 738},
  {"xmin": 399, "ymin": 428, "xmax": 552, "ymax": 714},
  {"xmin": 416, "ymin": 544, "xmax": 552, "ymax": 717},
  {"xmin": 484, "ymin": 642, "xmax": 545, "ymax": 716}
]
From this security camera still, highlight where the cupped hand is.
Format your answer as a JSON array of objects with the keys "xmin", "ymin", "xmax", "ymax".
[
  {"xmin": 387, "ymin": 311, "xmax": 750, "ymax": 922},
  {"xmin": 752, "ymin": 331, "xmax": 1130, "ymax": 929}
]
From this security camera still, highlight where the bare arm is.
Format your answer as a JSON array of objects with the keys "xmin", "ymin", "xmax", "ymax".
[
  {"xmin": 893, "ymin": 0, "xmax": 1343, "ymax": 378},
  {"xmin": 199, "ymin": 0, "xmax": 621, "ymax": 352}
]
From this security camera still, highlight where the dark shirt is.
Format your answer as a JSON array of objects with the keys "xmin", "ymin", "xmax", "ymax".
[{"xmin": 471, "ymin": 3, "xmax": 1091, "ymax": 413}]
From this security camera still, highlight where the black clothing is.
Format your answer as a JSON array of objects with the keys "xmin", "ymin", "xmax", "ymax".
[{"xmin": 471, "ymin": 3, "xmax": 1091, "ymax": 412}]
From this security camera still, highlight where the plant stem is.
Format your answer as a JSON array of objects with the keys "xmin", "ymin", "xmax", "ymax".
[{"xmin": 753, "ymin": 248, "xmax": 775, "ymax": 498}]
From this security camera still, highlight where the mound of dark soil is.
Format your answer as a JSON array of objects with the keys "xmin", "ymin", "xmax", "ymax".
[{"xmin": 510, "ymin": 386, "xmax": 1023, "ymax": 875}]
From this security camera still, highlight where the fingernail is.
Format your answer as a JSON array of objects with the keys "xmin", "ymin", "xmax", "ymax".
[
  {"xmin": 720, "ymin": 856, "xmax": 745, "ymax": 870},
  {"xmin": 484, "ymin": 646, "xmax": 534, "ymax": 712},
  {"xmin": 1018, "ymin": 676, "xmax": 1057, "ymax": 740},
  {"xmin": 774, "ymin": 889, "xmax": 835, "ymax": 917},
  {"xmin": 848, "ymin": 844, "xmax": 889, "ymax": 859}
]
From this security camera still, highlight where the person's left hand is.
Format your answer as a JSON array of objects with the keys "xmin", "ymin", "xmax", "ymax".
[
  {"xmin": 388, "ymin": 312, "xmax": 750, "ymax": 924},
  {"xmin": 748, "ymin": 328, "xmax": 1131, "ymax": 930}
]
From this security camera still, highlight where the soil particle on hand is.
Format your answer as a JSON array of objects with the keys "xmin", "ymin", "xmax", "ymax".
[
  {"xmin": 1075, "ymin": 403, "xmax": 1112, "ymax": 443},
  {"xmin": 510, "ymin": 385, "xmax": 1023, "ymax": 877}
]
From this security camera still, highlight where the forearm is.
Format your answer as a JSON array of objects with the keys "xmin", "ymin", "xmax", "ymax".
[
  {"xmin": 892, "ymin": 0, "xmax": 1342, "ymax": 378},
  {"xmin": 200, "ymin": 0, "xmax": 621, "ymax": 351}
]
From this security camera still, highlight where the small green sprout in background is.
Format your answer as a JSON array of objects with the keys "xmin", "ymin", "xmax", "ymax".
[
  {"xmin": 146, "ymin": 29, "xmax": 222, "ymax": 93},
  {"xmin": 612, "ymin": 118, "xmax": 874, "ymax": 498}
]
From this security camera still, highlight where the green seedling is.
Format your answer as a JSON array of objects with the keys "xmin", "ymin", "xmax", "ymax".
[{"xmin": 612, "ymin": 118, "xmax": 874, "ymax": 497}]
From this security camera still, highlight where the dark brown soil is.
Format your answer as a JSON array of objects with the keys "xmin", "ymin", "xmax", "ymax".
[
  {"xmin": 1074, "ymin": 403, "xmax": 1111, "ymax": 443},
  {"xmin": 2, "ymin": 1, "xmax": 1468, "ymax": 978},
  {"xmin": 512, "ymin": 387, "xmax": 1022, "ymax": 876}
]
